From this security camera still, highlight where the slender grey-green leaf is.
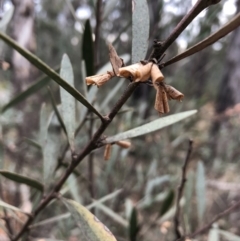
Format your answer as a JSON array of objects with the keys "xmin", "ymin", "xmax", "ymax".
[
  {"xmin": 208, "ymin": 225, "xmax": 219, "ymax": 241},
  {"xmin": 0, "ymin": 170, "xmax": 43, "ymax": 192},
  {"xmin": 160, "ymin": 190, "xmax": 175, "ymax": 217},
  {"xmin": 105, "ymin": 110, "xmax": 197, "ymax": 144},
  {"xmin": 0, "ymin": 199, "xmax": 29, "ymax": 215},
  {"xmin": 94, "ymin": 202, "xmax": 128, "ymax": 227},
  {"xmin": 67, "ymin": 174, "xmax": 82, "ymax": 204},
  {"xmin": 132, "ymin": 0, "xmax": 150, "ymax": 63},
  {"xmin": 43, "ymin": 125, "xmax": 61, "ymax": 185},
  {"xmin": 40, "ymin": 103, "xmax": 48, "ymax": 148},
  {"xmin": 0, "ymin": 5, "xmax": 14, "ymax": 32},
  {"xmin": 23, "ymin": 138, "xmax": 41, "ymax": 150},
  {"xmin": 0, "ymin": 32, "xmax": 102, "ymax": 119},
  {"xmin": 219, "ymin": 229, "xmax": 240, "ymax": 241},
  {"xmin": 48, "ymin": 87, "xmax": 67, "ymax": 136},
  {"xmin": 184, "ymin": 170, "xmax": 194, "ymax": 231},
  {"xmin": 30, "ymin": 189, "xmax": 122, "ymax": 229},
  {"xmin": 1, "ymin": 74, "xmax": 52, "ymax": 113},
  {"xmin": 196, "ymin": 161, "xmax": 206, "ymax": 224},
  {"xmin": 60, "ymin": 54, "xmax": 76, "ymax": 151},
  {"xmin": 62, "ymin": 198, "xmax": 117, "ymax": 241}
]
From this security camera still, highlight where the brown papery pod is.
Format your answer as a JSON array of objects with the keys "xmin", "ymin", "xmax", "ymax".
[
  {"xmin": 86, "ymin": 71, "xmax": 114, "ymax": 87},
  {"xmin": 116, "ymin": 140, "xmax": 131, "ymax": 148},
  {"xmin": 151, "ymin": 64, "xmax": 164, "ymax": 84},
  {"xmin": 109, "ymin": 43, "xmax": 123, "ymax": 75},
  {"xmin": 154, "ymin": 85, "xmax": 170, "ymax": 114},
  {"xmin": 165, "ymin": 85, "xmax": 184, "ymax": 101},
  {"xmin": 118, "ymin": 62, "xmax": 152, "ymax": 82},
  {"xmin": 104, "ymin": 144, "xmax": 112, "ymax": 161}
]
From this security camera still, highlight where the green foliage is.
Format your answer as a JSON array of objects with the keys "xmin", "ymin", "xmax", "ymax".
[
  {"xmin": 60, "ymin": 54, "xmax": 76, "ymax": 151},
  {"xmin": 0, "ymin": 170, "xmax": 43, "ymax": 192},
  {"xmin": 132, "ymin": 0, "xmax": 150, "ymax": 63},
  {"xmin": 105, "ymin": 110, "xmax": 197, "ymax": 143},
  {"xmin": 196, "ymin": 161, "xmax": 206, "ymax": 224},
  {"xmin": 82, "ymin": 19, "xmax": 94, "ymax": 76},
  {"xmin": 0, "ymin": 1, "xmax": 239, "ymax": 241},
  {"xmin": 62, "ymin": 198, "xmax": 117, "ymax": 241},
  {"xmin": 159, "ymin": 189, "xmax": 175, "ymax": 217},
  {"xmin": 129, "ymin": 207, "xmax": 139, "ymax": 241}
]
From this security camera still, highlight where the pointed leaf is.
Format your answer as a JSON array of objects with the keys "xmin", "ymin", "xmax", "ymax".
[
  {"xmin": 0, "ymin": 199, "xmax": 29, "ymax": 215},
  {"xmin": 105, "ymin": 110, "xmax": 197, "ymax": 143},
  {"xmin": 196, "ymin": 161, "xmax": 206, "ymax": 223},
  {"xmin": 48, "ymin": 88, "xmax": 67, "ymax": 136},
  {"xmin": 60, "ymin": 54, "xmax": 75, "ymax": 151},
  {"xmin": 164, "ymin": 12, "xmax": 240, "ymax": 67},
  {"xmin": 160, "ymin": 189, "xmax": 175, "ymax": 217},
  {"xmin": 23, "ymin": 138, "xmax": 41, "ymax": 150},
  {"xmin": 0, "ymin": 5, "xmax": 14, "ymax": 32},
  {"xmin": 0, "ymin": 170, "xmax": 43, "ymax": 192},
  {"xmin": 132, "ymin": 0, "xmax": 150, "ymax": 63},
  {"xmin": 93, "ymin": 202, "xmax": 128, "ymax": 227},
  {"xmin": 40, "ymin": 103, "xmax": 48, "ymax": 148},
  {"xmin": 219, "ymin": 229, "xmax": 240, "ymax": 241},
  {"xmin": 62, "ymin": 198, "xmax": 117, "ymax": 241},
  {"xmin": 43, "ymin": 125, "xmax": 61, "ymax": 185},
  {"xmin": 208, "ymin": 225, "xmax": 219, "ymax": 241},
  {"xmin": 0, "ymin": 32, "xmax": 102, "ymax": 119},
  {"xmin": 1, "ymin": 72, "xmax": 53, "ymax": 113},
  {"xmin": 83, "ymin": 19, "xmax": 94, "ymax": 76},
  {"xmin": 129, "ymin": 207, "xmax": 139, "ymax": 241}
]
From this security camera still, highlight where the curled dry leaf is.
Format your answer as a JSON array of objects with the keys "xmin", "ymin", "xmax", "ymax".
[
  {"xmin": 165, "ymin": 85, "xmax": 184, "ymax": 101},
  {"xmin": 118, "ymin": 62, "xmax": 153, "ymax": 82},
  {"xmin": 86, "ymin": 71, "xmax": 114, "ymax": 87},
  {"xmin": 116, "ymin": 140, "xmax": 131, "ymax": 148},
  {"xmin": 104, "ymin": 144, "xmax": 112, "ymax": 161},
  {"xmin": 109, "ymin": 43, "xmax": 124, "ymax": 75}
]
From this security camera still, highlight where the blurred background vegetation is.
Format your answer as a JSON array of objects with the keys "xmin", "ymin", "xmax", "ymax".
[{"xmin": 0, "ymin": 0, "xmax": 240, "ymax": 240}]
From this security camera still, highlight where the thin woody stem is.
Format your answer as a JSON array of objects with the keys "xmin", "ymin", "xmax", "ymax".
[
  {"xmin": 174, "ymin": 140, "xmax": 193, "ymax": 239},
  {"xmin": 149, "ymin": 0, "xmax": 221, "ymax": 61},
  {"xmin": 12, "ymin": 1, "xmax": 222, "ymax": 240},
  {"xmin": 12, "ymin": 82, "xmax": 140, "ymax": 241}
]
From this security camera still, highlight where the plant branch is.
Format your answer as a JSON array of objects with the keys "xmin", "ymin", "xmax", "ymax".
[
  {"xmin": 149, "ymin": 0, "xmax": 221, "ymax": 61},
  {"xmin": 12, "ymin": 81, "xmax": 140, "ymax": 241},
  {"xmin": 174, "ymin": 139, "xmax": 193, "ymax": 240},
  {"xmin": 178, "ymin": 199, "xmax": 240, "ymax": 240},
  {"xmin": 164, "ymin": 12, "xmax": 240, "ymax": 67},
  {"xmin": 3, "ymin": 209, "xmax": 14, "ymax": 240}
]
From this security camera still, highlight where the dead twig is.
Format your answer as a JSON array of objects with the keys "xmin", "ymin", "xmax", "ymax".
[{"xmin": 174, "ymin": 139, "xmax": 193, "ymax": 239}]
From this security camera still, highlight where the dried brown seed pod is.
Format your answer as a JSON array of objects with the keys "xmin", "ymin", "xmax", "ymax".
[
  {"xmin": 109, "ymin": 43, "xmax": 124, "ymax": 75},
  {"xmin": 104, "ymin": 144, "xmax": 112, "ymax": 161},
  {"xmin": 118, "ymin": 62, "xmax": 152, "ymax": 82},
  {"xmin": 86, "ymin": 71, "xmax": 114, "ymax": 87},
  {"xmin": 151, "ymin": 64, "xmax": 164, "ymax": 84},
  {"xmin": 154, "ymin": 85, "xmax": 170, "ymax": 114},
  {"xmin": 165, "ymin": 85, "xmax": 184, "ymax": 101},
  {"xmin": 115, "ymin": 140, "xmax": 131, "ymax": 148}
]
